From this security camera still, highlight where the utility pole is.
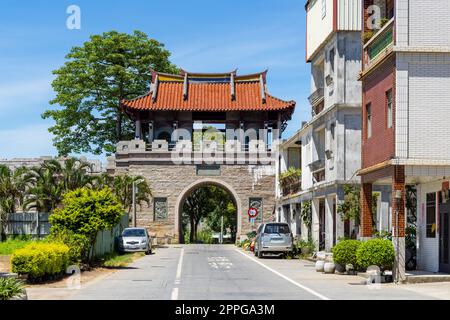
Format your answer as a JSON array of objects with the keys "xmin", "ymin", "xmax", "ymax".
[
  {"xmin": 132, "ymin": 181, "xmax": 137, "ymax": 228},
  {"xmin": 132, "ymin": 179, "xmax": 145, "ymax": 228},
  {"xmin": 220, "ymin": 215, "xmax": 224, "ymax": 244}
]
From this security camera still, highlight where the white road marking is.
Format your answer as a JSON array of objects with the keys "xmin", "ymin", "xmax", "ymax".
[
  {"xmin": 171, "ymin": 287, "xmax": 179, "ymax": 300},
  {"xmin": 235, "ymin": 249, "xmax": 330, "ymax": 300},
  {"xmin": 176, "ymin": 247, "xmax": 184, "ymax": 281},
  {"xmin": 171, "ymin": 247, "xmax": 184, "ymax": 300}
]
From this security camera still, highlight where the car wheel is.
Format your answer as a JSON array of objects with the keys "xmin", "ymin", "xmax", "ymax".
[
  {"xmin": 257, "ymin": 250, "xmax": 263, "ymax": 259},
  {"xmin": 145, "ymin": 246, "xmax": 152, "ymax": 255}
]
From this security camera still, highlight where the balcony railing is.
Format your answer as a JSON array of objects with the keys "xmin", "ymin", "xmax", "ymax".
[
  {"xmin": 363, "ymin": 18, "xmax": 394, "ymax": 69},
  {"xmin": 280, "ymin": 176, "xmax": 301, "ymax": 196},
  {"xmin": 308, "ymin": 87, "xmax": 324, "ymax": 106}
]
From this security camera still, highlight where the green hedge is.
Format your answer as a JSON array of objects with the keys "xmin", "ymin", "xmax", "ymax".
[
  {"xmin": 356, "ymin": 238, "xmax": 395, "ymax": 270},
  {"xmin": 332, "ymin": 240, "xmax": 361, "ymax": 267},
  {"xmin": 11, "ymin": 242, "xmax": 70, "ymax": 279}
]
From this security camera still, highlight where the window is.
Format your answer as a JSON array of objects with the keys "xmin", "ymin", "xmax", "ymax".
[
  {"xmin": 249, "ymin": 198, "xmax": 263, "ymax": 222},
  {"xmin": 329, "ymin": 48, "xmax": 335, "ymax": 73},
  {"xmin": 321, "ymin": 0, "xmax": 326, "ymax": 18},
  {"xmin": 122, "ymin": 229, "xmax": 146, "ymax": 237},
  {"xmin": 366, "ymin": 103, "xmax": 372, "ymax": 138},
  {"xmin": 264, "ymin": 223, "xmax": 290, "ymax": 234},
  {"xmin": 154, "ymin": 198, "xmax": 168, "ymax": 220},
  {"xmin": 386, "ymin": 89, "xmax": 393, "ymax": 128},
  {"xmin": 426, "ymin": 193, "xmax": 436, "ymax": 238}
]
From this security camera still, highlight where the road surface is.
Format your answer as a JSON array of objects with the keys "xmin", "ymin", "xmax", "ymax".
[{"xmin": 63, "ymin": 244, "xmax": 438, "ymax": 300}]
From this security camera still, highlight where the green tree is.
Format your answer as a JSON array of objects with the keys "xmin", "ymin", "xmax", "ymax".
[
  {"xmin": 92, "ymin": 173, "xmax": 152, "ymax": 214},
  {"xmin": 182, "ymin": 185, "xmax": 237, "ymax": 243},
  {"xmin": 49, "ymin": 188, "xmax": 124, "ymax": 262},
  {"xmin": 43, "ymin": 30, "xmax": 179, "ymax": 155},
  {"xmin": 24, "ymin": 158, "xmax": 93, "ymax": 212},
  {"xmin": 0, "ymin": 165, "xmax": 29, "ymax": 240}
]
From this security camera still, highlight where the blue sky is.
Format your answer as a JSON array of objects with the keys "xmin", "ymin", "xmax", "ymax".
[{"xmin": 0, "ymin": 0, "xmax": 310, "ymax": 162}]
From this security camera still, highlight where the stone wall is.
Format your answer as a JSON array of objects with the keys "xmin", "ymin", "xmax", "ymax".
[{"xmin": 114, "ymin": 163, "xmax": 276, "ymax": 244}]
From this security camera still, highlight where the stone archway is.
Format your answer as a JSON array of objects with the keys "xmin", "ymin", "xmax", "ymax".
[{"xmin": 174, "ymin": 178, "xmax": 242, "ymax": 243}]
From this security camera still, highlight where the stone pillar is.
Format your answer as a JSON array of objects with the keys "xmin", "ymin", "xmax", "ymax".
[
  {"xmin": 392, "ymin": 165, "xmax": 406, "ymax": 282},
  {"xmin": 360, "ymin": 182, "xmax": 373, "ymax": 239},
  {"xmin": 311, "ymin": 198, "xmax": 320, "ymax": 251},
  {"xmin": 148, "ymin": 121, "xmax": 154, "ymax": 143},
  {"xmin": 239, "ymin": 121, "xmax": 245, "ymax": 151},
  {"xmin": 135, "ymin": 120, "xmax": 142, "ymax": 139},
  {"xmin": 325, "ymin": 196, "xmax": 334, "ymax": 251}
]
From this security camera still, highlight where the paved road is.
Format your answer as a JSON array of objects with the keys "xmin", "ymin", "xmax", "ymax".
[{"xmin": 69, "ymin": 244, "xmax": 438, "ymax": 300}]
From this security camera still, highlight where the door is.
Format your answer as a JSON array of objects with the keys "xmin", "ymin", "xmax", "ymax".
[
  {"xmin": 319, "ymin": 199, "xmax": 326, "ymax": 251},
  {"xmin": 439, "ymin": 202, "xmax": 450, "ymax": 273}
]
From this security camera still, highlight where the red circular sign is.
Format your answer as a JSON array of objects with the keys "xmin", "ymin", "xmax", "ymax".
[{"xmin": 248, "ymin": 207, "xmax": 258, "ymax": 218}]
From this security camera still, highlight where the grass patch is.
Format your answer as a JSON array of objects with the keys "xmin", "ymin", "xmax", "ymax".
[
  {"xmin": 0, "ymin": 239, "xmax": 34, "ymax": 256},
  {"xmin": 99, "ymin": 252, "xmax": 145, "ymax": 268}
]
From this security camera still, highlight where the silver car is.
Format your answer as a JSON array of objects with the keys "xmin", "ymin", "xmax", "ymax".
[
  {"xmin": 118, "ymin": 227, "xmax": 152, "ymax": 255},
  {"xmin": 254, "ymin": 223, "xmax": 293, "ymax": 258}
]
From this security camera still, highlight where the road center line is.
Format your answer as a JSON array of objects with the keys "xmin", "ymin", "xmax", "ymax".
[
  {"xmin": 171, "ymin": 247, "xmax": 184, "ymax": 300},
  {"xmin": 235, "ymin": 249, "xmax": 330, "ymax": 300},
  {"xmin": 175, "ymin": 247, "xmax": 184, "ymax": 282}
]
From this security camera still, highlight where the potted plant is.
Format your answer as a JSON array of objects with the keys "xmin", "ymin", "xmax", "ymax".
[
  {"xmin": 331, "ymin": 239, "xmax": 362, "ymax": 274},
  {"xmin": 356, "ymin": 238, "xmax": 395, "ymax": 282}
]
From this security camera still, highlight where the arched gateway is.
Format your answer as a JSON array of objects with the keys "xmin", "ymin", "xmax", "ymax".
[{"xmin": 109, "ymin": 69, "xmax": 295, "ymax": 244}]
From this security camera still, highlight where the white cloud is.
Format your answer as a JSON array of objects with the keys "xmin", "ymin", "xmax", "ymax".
[
  {"xmin": 0, "ymin": 78, "xmax": 53, "ymax": 111},
  {"xmin": 0, "ymin": 123, "xmax": 57, "ymax": 159}
]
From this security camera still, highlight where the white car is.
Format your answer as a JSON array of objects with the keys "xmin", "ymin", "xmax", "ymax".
[{"xmin": 118, "ymin": 227, "xmax": 152, "ymax": 255}]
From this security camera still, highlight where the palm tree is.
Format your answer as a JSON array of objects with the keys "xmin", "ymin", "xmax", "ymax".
[
  {"xmin": 23, "ymin": 164, "xmax": 63, "ymax": 213},
  {"xmin": 23, "ymin": 158, "xmax": 93, "ymax": 212},
  {"xmin": 0, "ymin": 165, "xmax": 29, "ymax": 240}
]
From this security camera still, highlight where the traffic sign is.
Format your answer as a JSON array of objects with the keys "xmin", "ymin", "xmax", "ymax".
[{"xmin": 248, "ymin": 207, "xmax": 258, "ymax": 218}]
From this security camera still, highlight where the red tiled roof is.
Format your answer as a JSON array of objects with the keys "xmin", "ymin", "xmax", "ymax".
[{"xmin": 122, "ymin": 81, "xmax": 295, "ymax": 112}]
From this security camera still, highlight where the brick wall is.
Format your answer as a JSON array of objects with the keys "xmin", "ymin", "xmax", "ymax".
[
  {"xmin": 362, "ymin": 56, "xmax": 395, "ymax": 169},
  {"xmin": 360, "ymin": 183, "xmax": 373, "ymax": 237}
]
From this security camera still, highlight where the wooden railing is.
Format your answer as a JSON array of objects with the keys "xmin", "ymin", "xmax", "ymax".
[
  {"xmin": 363, "ymin": 18, "xmax": 394, "ymax": 69},
  {"xmin": 280, "ymin": 176, "xmax": 301, "ymax": 196}
]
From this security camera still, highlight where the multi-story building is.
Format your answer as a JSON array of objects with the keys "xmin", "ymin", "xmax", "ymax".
[
  {"xmin": 276, "ymin": 0, "xmax": 395, "ymax": 252},
  {"xmin": 359, "ymin": 0, "xmax": 450, "ymax": 280}
]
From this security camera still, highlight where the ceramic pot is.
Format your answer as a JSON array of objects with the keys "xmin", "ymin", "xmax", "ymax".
[
  {"xmin": 324, "ymin": 262, "xmax": 336, "ymax": 274},
  {"xmin": 335, "ymin": 263, "xmax": 346, "ymax": 273},
  {"xmin": 315, "ymin": 260, "xmax": 325, "ymax": 272}
]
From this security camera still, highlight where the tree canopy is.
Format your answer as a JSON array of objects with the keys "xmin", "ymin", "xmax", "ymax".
[
  {"xmin": 43, "ymin": 30, "xmax": 178, "ymax": 155},
  {"xmin": 181, "ymin": 185, "xmax": 237, "ymax": 243}
]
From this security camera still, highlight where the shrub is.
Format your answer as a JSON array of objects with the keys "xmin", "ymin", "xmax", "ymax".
[
  {"xmin": 0, "ymin": 277, "xmax": 25, "ymax": 300},
  {"xmin": 11, "ymin": 242, "xmax": 70, "ymax": 280},
  {"xmin": 332, "ymin": 240, "xmax": 362, "ymax": 267},
  {"xmin": 297, "ymin": 238, "xmax": 316, "ymax": 255},
  {"xmin": 46, "ymin": 229, "xmax": 90, "ymax": 265},
  {"xmin": 356, "ymin": 238, "xmax": 395, "ymax": 271},
  {"xmin": 49, "ymin": 187, "xmax": 124, "ymax": 262}
]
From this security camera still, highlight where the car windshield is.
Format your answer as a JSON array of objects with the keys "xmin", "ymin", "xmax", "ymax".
[
  {"xmin": 122, "ymin": 229, "xmax": 146, "ymax": 237},
  {"xmin": 264, "ymin": 224, "xmax": 290, "ymax": 234}
]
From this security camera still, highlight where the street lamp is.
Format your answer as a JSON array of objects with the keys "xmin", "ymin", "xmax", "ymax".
[{"xmin": 132, "ymin": 179, "xmax": 145, "ymax": 228}]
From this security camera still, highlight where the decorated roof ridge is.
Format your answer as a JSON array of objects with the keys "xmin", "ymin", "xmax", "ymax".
[{"xmin": 149, "ymin": 68, "xmax": 268, "ymax": 83}]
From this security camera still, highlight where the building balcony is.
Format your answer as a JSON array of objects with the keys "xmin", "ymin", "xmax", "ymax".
[
  {"xmin": 115, "ymin": 139, "xmax": 274, "ymax": 165},
  {"xmin": 280, "ymin": 175, "xmax": 301, "ymax": 197},
  {"xmin": 308, "ymin": 87, "xmax": 324, "ymax": 107},
  {"xmin": 363, "ymin": 18, "xmax": 394, "ymax": 70}
]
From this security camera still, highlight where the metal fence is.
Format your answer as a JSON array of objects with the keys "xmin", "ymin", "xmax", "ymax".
[
  {"xmin": 3, "ymin": 212, "xmax": 50, "ymax": 239},
  {"xmin": 2, "ymin": 212, "xmax": 129, "ymax": 257}
]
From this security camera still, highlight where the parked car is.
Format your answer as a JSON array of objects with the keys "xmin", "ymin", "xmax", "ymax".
[
  {"xmin": 117, "ymin": 227, "xmax": 152, "ymax": 255},
  {"xmin": 254, "ymin": 222, "xmax": 293, "ymax": 258}
]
